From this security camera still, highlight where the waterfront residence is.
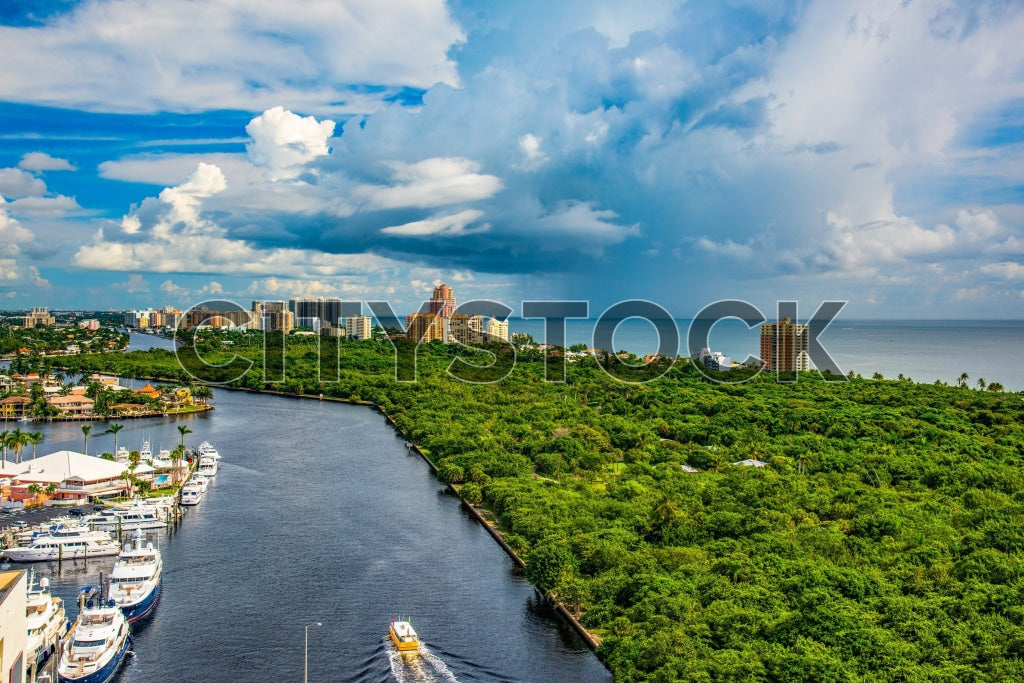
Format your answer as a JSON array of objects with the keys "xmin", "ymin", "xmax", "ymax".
[
  {"xmin": 46, "ymin": 394, "xmax": 95, "ymax": 418},
  {"xmin": 0, "ymin": 396, "xmax": 32, "ymax": 419},
  {"xmin": 135, "ymin": 383, "xmax": 161, "ymax": 401},
  {"xmin": 0, "ymin": 569, "xmax": 28, "ymax": 683}
]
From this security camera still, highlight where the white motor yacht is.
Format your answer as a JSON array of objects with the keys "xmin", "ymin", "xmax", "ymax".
[
  {"xmin": 108, "ymin": 529, "xmax": 162, "ymax": 622},
  {"xmin": 3, "ymin": 525, "xmax": 120, "ymax": 562},
  {"xmin": 57, "ymin": 588, "xmax": 132, "ymax": 683},
  {"xmin": 197, "ymin": 456, "xmax": 218, "ymax": 477},
  {"xmin": 25, "ymin": 571, "xmax": 67, "ymax": 669},
  {"xmin": 179, "ymin": 481, "xmax": 204, "ymax": 506}
]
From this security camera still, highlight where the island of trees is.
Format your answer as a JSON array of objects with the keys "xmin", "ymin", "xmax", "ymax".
[{"xmin": 56, "ymin": 329, "xmax": 1024, "ymax": 681}]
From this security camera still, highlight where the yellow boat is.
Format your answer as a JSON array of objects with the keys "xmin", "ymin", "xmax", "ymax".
[{"xmin": 389, "ymin": 619, "xmax": 419, "ymax": 652}]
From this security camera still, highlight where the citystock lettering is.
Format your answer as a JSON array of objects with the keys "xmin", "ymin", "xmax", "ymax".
[{"xmin": 173, "ymin": 298, "xmax": 847, "ymax": 386}]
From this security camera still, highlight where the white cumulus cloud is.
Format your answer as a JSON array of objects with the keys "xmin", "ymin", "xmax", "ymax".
[{"xmin": 245, "ymin": 107, "xmax": 336, "ymax": 180}]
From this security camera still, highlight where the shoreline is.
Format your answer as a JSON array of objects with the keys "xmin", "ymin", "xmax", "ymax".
[{"xmin": 0, "ymin": 404, "xmax": 214, "ymax": 424}]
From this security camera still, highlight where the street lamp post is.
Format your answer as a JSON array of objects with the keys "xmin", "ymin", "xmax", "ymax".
[{"xmin": 304, "ymin": 621, "xmax": 321, "ymax": 683}]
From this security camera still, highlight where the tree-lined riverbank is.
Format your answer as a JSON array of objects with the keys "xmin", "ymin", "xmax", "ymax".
[{"xmin": 58, "ymin": 332, "xmax": 1024, "ymax": 681}]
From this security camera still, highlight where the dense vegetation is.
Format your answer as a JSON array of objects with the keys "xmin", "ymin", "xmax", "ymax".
[
  {"xmin": 0, "ymin": 322, "xmax": 127, "ymax": 358},
  {"xmin": 59, "ymin": 332, "xmax": 1024, "ymax": 681}
]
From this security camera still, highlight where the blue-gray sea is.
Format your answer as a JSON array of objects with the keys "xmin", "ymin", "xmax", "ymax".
[{"xmin": 507, "ymin": 318, "xmax": 1024, "ymax": 391}]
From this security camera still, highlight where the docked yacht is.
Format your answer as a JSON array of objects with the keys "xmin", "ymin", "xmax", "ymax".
[
  {"xmin": 197, "ymin": 441, "xmax": 220, "ymax": 460},
  {"xmin": 179, "ymin": 481, "xmax": 204, "ymax": 506},
  {"xmin": 113, "ymin": 447, "xmax": 130, "ymax": 464},
  {"xmin": 57, "ymin": 589, "xmax": 132, "ymax": 683},
  {"xmin": 26, "ymin": 572, "xmax": 68, "ymax": 668},
  {"xmin": 81, "ymin": 502, "xmax": 167, "ymax": 533},
  {"xmin": 108, "ymin": 529, "xmax": 162, "ymax": 622},
  {"xmin": 197, "ymin": 456, "xmax": 218, "ymax": 477},
  {"xmin": 139, "ymin": 441, "xmax": 152, "ymax": 460},
  {"xmin": 3, "ymin": 525, "xmax": 120, "ymax": 562}
]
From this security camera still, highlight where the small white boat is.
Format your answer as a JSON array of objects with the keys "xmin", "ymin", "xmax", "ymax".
[
  {"xmin": 113, "ymin": 447, "xmax": 130, "ymax": 464},
  {"xmin": 108, "ymin": 529, "xmax": 162, "ymax": 622},
  {"xmin": 139, "ymin": 441, "xmax": 152, "ymax": 460},
  {"xmin": 25, "ymin": 571, "xmax": 67, "ymax": 669},
  {"xmin": 57, "ymin": 588, "xmax": 132, "ymax": 683},
  {"xmin": 3, "ymin": 525, "xmax": 120, "ymax": 562}
]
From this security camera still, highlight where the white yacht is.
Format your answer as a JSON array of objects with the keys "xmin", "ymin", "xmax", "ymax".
[
  {"xmin": 108, "ymin": 529, "xmax": 162, "ymax": 622},
  {"xmin": 25, "ymin": 572, "xmax": 67, "ymax": 669},
  {"xmin": 113, "ymin": 447, "xmax": 130, "ymax": 464},
  {"xmin": 81, "ymin": 502, "xmax": 167, "ymax": 533},
  {"xmin": 3, "ymin": 525, "xmax": 120, "ymax": 562},
  {"xmin": 197, "ymin": 455, "xmax": 218, "ymax": 477},
  {"xmin": 187, "ymin": 474, "xmax": 209, "ymax": 493},
  {"xmin": 179, "ymin": 481, "xmax": 204, "ymax": 506},
  {"xmin": 57, "ymin": 589, "xmax": 132, "ymax": 683},
  {"xmin": 197, "ymin": 441, "xmax": 220, "ymax": 460},
  {"xmin": 139, "ymin": 440, "xmax": 152, "ymax": 460}
]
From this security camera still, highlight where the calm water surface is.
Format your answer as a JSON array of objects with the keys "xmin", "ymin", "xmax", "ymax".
[{"xmin": 8, "ymin": 389, "xmax": 610, "ymax": 682}]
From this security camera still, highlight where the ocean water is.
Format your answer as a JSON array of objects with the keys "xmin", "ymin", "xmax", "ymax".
[{"xmin": 507, "ymin": 318, "xmax": 1024, "ymax": 391}]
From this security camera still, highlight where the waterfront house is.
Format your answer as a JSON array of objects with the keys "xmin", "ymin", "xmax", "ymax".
[
  {"xmin": 110, "ymin": 402, "xmax": 150, "ymax": 416},
  {"xmin": 135, "ymin": 383, "xmax": 161, "ymax": 400},
  {"xmin": 0, "ymin": 396, "xmax": 32, "ymax": 419},
  {"xmin": 46, "ymin": 395, "xmax": 95, "ymax": 417}
]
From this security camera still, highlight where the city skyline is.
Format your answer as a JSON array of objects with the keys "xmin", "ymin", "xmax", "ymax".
[{"xmin": 1, "ymin": 2, "xmax": 1023, "ymax": 318}]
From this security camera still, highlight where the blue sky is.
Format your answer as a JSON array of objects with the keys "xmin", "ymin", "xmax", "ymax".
[{"xmin": 1, "ymin": 0, "xmax": 1023, "ymax": 318}]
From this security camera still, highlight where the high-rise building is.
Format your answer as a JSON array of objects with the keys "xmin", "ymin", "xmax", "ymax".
[
  {"xmin": 254, "ymin": 301, "xmax": 294, "ymax": 334},
  {"xmin": 760, "ymin": 317, "xmax": 809, "ymax": 371},
  {"xmin": 486, "ymin": 317, "xmax": 509, "ymax": 342},
  {"xmin": 428, "ymin": 283, "xmax": 456, "ymax": 318},
  {"xmin": 290, "ymin": 297, "xmax": 345, "ymax": 329},
  {"xmin": 406, "ymin": 313, "xmax": 449, "ymax": 343},
  {"xmin": 345, "ymin": 315, "xmax": 373, "ymax": 340},
  {"xmin": 22, "ymin": 307, "xmax": 55, "ymax": 328},
  {"xmin": 449, "ymin": 314, "xmax": 485, "ymax": 344}
]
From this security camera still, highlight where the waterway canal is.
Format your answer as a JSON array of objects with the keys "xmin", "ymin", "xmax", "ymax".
[{"xmin": 5, "ymin": 387, "xmax": 610, "ymax": 682}]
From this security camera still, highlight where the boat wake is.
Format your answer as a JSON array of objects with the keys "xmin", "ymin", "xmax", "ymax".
[{"xmin": 385, "ymin": 641, "xmax": 459, "ymax": 683}]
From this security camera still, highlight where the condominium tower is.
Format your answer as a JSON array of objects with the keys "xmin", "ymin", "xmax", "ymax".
[{"xmin": 760, "ymin": 317, "xmax": 810, "ymax": 371}]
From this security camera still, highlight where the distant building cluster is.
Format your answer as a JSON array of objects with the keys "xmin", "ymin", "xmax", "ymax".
[
  {"xmin": 123, "ymin": 306, "xmax": 183, "ymax": 330},
  {"xmin": 760, "ymin": 317, "xmax": 810, "ymax": 371},
  {"xmin": 117, "ymin": 282, "xmax": 510, "ymax": 343},
  {"xmin": 405, "ymin": 283, "xmax": 509, "ymax": 344}
]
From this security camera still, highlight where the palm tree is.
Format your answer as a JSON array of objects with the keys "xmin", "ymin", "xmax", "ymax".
[
  {"xmin": 27, "ymin": 431, "xmax": 43, "ymax": 459},
  {"xmin": 9, "ymin": 427, "xmax": 26, "ymax": 464},
  {"xmin": 81, "ymin": 424, "xmax": 92, "ymax": 455},
  {"xmin": 977, "ymin": 377, "xmax": 986, "ymax": 391},
  {"xmin": 177, "ymin": 424, "xmax": 192, "ymax": 448},
  {"xmin": 106, "ymin": 422, "xmax": 124, "ymax": 454},
  {"xmin": 957, "ymin": 372, "xmax": 969, "ymax": 388},
  {"xmin": 0, "ymin": 429, "xmax": 10, "ymax": 461}
]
